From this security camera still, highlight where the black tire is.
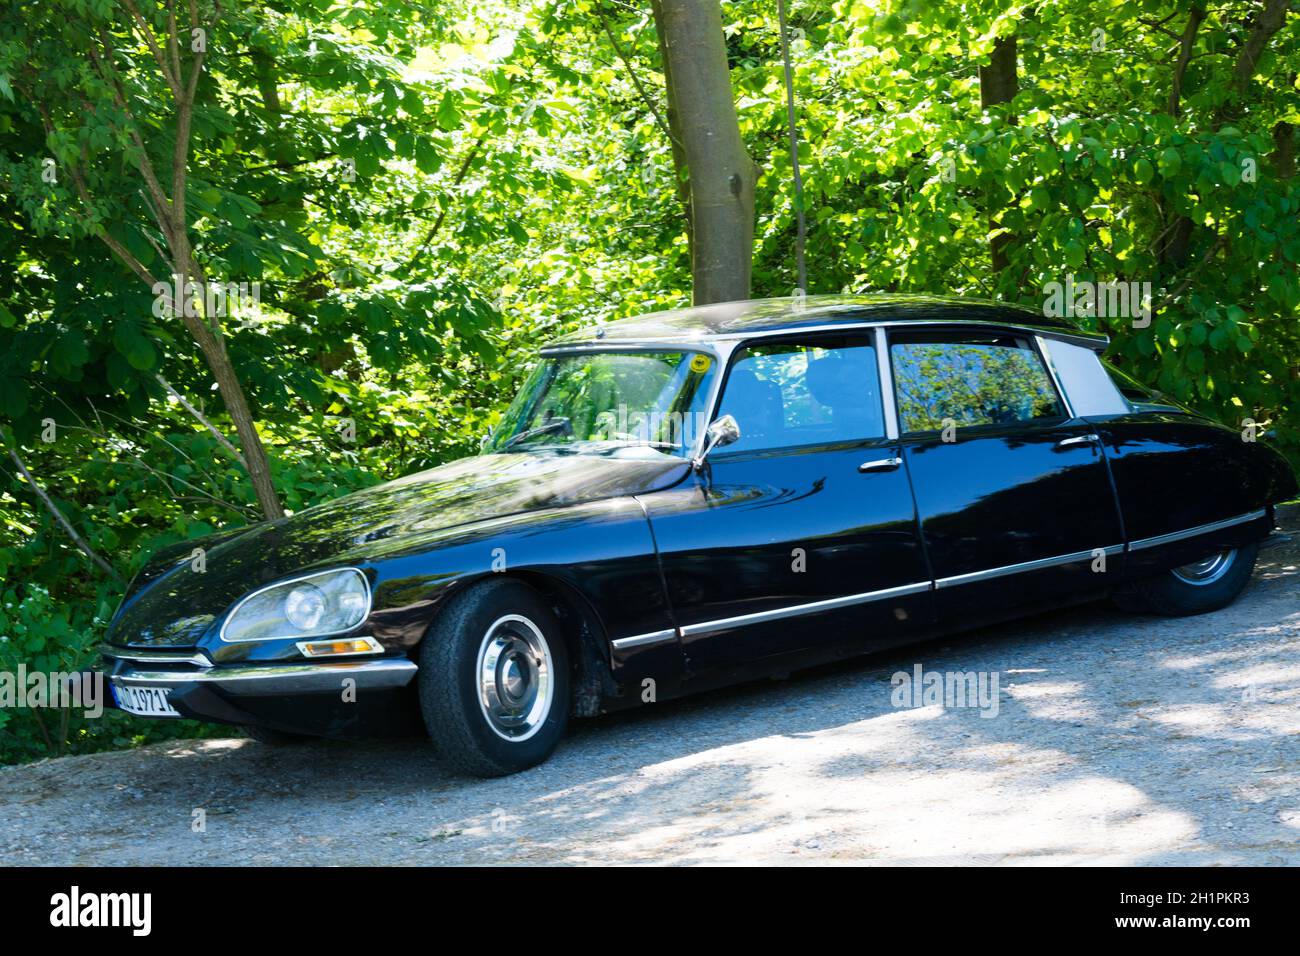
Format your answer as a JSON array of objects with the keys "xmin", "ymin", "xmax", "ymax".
[
  {"xmin": 242, "ymin": 725, "xmax": 314, "ymax": 745},
  {"xmin": 1116, "ymin": 542, "xmax": 1259, "ymax": 616},
  {"xmin": 418, "ymin": 579, "xmax": 570, "ymax": 777}
]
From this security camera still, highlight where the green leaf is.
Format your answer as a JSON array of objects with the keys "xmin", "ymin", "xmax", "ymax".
[
  {"xmin": 1064, "ymin": 240, "xmax": 1086, "ymax": 269},
  {"xmin": 415, "ymin": 137, "xmax": 441, "ymax": 174},
  {"xmin": 1157, "ymin": 147, "xmax": 1182, "ymax": 177},
  {"xmin": 436, "ymin": 91, "xmax": 460, "ymax": 132},
  {"xmin": 0, "ymin": 376, "xmax": 29, "ymax": 418}
]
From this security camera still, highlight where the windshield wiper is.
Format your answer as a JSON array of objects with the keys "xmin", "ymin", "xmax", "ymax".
[
  {"xmin": 609, "ymin": 439, "xmax": 680, "ymax": 450},
  {"xmin": 502, "ymin": 416, "xmax": 572, "ymax": 450}
]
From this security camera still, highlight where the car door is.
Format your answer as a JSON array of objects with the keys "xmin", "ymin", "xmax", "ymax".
[
  {"xmin": 1096, "ymin": 413, "xmax": 1278, "ymax": 577},
  {"xmin": 1051, "ymin": 341, "xmax": 1279, "ymax": 577},
  {"xmin": 888, "ymin": 326, "xmax": 1125, "ymax": 626},
  {"xmin": 640, "ymin": 331, "xmax": 932, "ymax": 673}
]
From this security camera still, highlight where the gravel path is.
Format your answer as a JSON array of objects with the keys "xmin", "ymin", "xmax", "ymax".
[{"xmin": 4, "ymin": 506, "xmax": 1298, "ymax": 866}]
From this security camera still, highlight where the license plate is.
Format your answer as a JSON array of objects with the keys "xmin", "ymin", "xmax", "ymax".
[{"xmin": 112, "ymin": 683, "xmax": 181, "ymax": 718}]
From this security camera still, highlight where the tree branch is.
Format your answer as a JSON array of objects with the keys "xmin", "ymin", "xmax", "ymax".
[
  {"xmin": 155, "ymin": 373, "xmax": 247, "ymax": 466},
  {"xmin": 1218, "ymin": 0, "xmax": 1293, "ymax": 123},
  {"xmin": 61, "ymin": 159, "xmax": 162, "ymax": 287},
  {"xmin": 1167, "ymin": 4, "xmax": 1206, "ymax": 117},
  {"xmin": 1153, "ymin": 234, "xmax": 1224, "ymax": 311},
  {"xmin": 596, "ymin": 7, "xmax": 680, "ymax": 149},
  {"xmin": 4, "ymin": 444, "xmax": 125, "ymax": 584},
  {"xmin": 89, "ymin": 30, "xmax": 175, "ymax": 237},
  {"xmin": 402, "ymin": 128, "xmax": 491, "ymax": 275},
  {"xmin": 118, "ymin": 0, "xmax": 183, "ymax": 98}
]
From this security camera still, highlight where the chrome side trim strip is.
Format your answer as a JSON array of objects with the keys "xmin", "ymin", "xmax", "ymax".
[
  {"xmin": 631, "ymin": 511, "xmax": 1269, "ymax": 644},
  {"xmin": 98, "ymin": 645, "xmax": 212, "ymax": 669},
  {"xmin": 935, "ymin": 545, "xmax": 1123, "ymax": 589},
  {"xmin": 611, "ymin": 629, "xmax": 679, "ymax": 652},
  {"xmin": 1129, "ymin": 509, "xmax": 1267, "ymax": 552},
  {"xmin": 679, "ymin": 581, "xmax": 932, "ymax": 637},
  {"xmin": 875, "ymin": 326, "xmax": 900, "ymax": 440}
]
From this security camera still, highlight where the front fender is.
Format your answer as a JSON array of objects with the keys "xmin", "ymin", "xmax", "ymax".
[{"xmin": 346, "ymin": 495, "xmax": 674, "ymax": 658}]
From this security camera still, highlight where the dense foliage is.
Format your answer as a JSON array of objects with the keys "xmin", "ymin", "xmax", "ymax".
[{"xmin": 1, "ymin": 0, "xmax": 1296, "ymax": 763}]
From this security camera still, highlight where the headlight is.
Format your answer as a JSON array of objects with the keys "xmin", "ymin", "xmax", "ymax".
[{"xmin": 221, "ymin": 568, "xmax": 372, "ymax": 642}]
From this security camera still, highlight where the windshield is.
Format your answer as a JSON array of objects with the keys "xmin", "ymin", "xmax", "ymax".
[{"xmin": 486, "ymin": 350, "xmax": 718, "ymax": 458}]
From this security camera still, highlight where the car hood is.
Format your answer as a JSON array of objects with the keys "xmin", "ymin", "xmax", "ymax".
[{"xmin": 108, "ymin": 450, "xmax": 689, "ymax": 647}]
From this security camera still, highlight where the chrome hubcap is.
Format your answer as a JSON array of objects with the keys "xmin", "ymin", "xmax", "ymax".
[
  {"xmin": 1172, "ymin": 549, "xmax": 1236, "ymax": 586},
  {"xmin": 476, "ymin": 614, "xmax": 553, "ymax": 741}
]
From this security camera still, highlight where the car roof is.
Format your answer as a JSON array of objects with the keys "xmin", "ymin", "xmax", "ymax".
[{"xmin": 542, "ymin": 294, "xmax": 1107, "ymax": 350}]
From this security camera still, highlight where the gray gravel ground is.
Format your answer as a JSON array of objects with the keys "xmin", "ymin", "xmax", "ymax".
[{"xmin": 3, "ymin": 506, "xmax": 1298, "ymax": 866}]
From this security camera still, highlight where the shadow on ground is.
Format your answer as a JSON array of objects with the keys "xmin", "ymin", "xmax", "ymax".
[{"xmin": 3, "ymin": 508, "xmax": 1297, "ymax": 865}]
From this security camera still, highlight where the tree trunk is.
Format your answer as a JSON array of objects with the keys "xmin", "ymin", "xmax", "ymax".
[
  {"xmin": 163, "ymin": 289, "xmax": 283, "ymax": 519},
  {"xmin": 649, "ymin": 0, "xmax": 694, "ymax": 269},
  {"xmin": 1160, "ymin": 5, "xmax": 1206, "ymax": 270},
  {"xmin": 777, "ymin": 0, "xmax": 807, "ymax": 293},
  {"xmin": 979, "ymin": 35, "xmax": 1018, "ymax": 111},
  {"xmin": 1167, "ymin": 4, "xmax": 1207, "ymax": 118},
  {"xmin": 1273, "ymin": 120, "xmax": 1295, "ymax": 179},
  {"xmin": 1223, "ymin": 0, "xmax": 1292, "ymax": 115},
  {"xmin": 1164, "ymin": 0, "xmax": 1291, "ymax": 271},
  {"xmin": 979, "ymin": 34, "xmax": 1018, "ymax": 274},
  {"xmin": 652, "ymin": 0, "xmax": 756, "ymax": 305},
  {"xmin": 197, "ymin": 328, "xmax": 285, "ymax": 520}
]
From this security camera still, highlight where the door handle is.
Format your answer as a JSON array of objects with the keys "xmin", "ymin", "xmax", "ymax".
[
  {"xmin": 858, "ymin": 456, "xmax": 903, "ymax": 473},
  {"xmin": 1055, "ymin": 433, "xmax": 1100, "ymax": 449}
]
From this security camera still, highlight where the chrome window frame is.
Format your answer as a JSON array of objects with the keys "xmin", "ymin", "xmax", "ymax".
[
  {"xmin": 532, "ymin": 342, "xmax": 728, "ymax": 461},
  {"xmin": 541, "ymin": 318, "xmax": 1112, "ymax": 457},
  {"xmin": 882, "ymin": 325, "xmax": 1075, "ymax": 435},
  {"xmin": 1034, "ymin": 334, "xmax": 1077, "ymax": 420},
  {"xmin": 703, "ymin": 330, "xmax": 893, "ymax": 455}
]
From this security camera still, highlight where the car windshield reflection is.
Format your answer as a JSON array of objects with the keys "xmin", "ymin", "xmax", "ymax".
[{"xmin": 485, "ymin": 350, "xmax": 717, "ymax": 458}]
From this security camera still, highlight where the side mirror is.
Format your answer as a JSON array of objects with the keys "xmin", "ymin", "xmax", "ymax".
[{"xmin": 692, "ymin": 414, "xmax": 741, "ymax": 470}]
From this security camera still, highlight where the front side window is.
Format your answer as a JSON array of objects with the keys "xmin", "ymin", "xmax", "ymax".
[
  {"xmin": 715, "ymin": 337, "xmax": 884, "ymax": 453},
  {"xmin": 890, "ymin": 333, "xmax": 1065, "ymax": 433},
  {"xmin": 487, "ymin": 350, "xmax": 717, "ymax": 457}
]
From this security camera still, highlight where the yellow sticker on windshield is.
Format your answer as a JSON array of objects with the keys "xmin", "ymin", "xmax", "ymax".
[{"xmin": 690, "ymin": 354, "xmax": 711, "ymax": 373}]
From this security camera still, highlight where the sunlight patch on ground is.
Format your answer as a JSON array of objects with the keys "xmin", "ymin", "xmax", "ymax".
[{"xmin": 1004, "ymin": 679, "xmax": 1097, "ymax": 722}]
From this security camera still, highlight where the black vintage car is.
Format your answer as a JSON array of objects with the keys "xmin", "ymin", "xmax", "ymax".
[{"xmin": 102, "ymin": 295, "xmax": 1297, "ymax": 776}]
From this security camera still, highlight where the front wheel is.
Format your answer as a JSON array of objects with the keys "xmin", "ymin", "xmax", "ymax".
[
  {"xmin": 1115, "ymin": 542, "xmax": 1259, "ymax": 616},
  {"xmin": 418, "ymin": 579, "xmax": 570, "ymax": 777}
]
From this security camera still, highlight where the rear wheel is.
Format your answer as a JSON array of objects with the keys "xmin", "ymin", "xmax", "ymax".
[
  {"xmin": 418, "ymin": 579, "xmax": 569, "ymax": 777},
  {"xmin": 1115, "ymin": 542, "xmax": 1259, "ymax": 616}
]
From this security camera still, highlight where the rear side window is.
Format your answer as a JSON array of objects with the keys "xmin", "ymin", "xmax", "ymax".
[
  {"xmin": 1102, "ymin": 361, "xmax": 1184, "ymax": 412},
  {"xmin": 716, "ymin": 337, "xmax": 884, "ymax": 452},
  {"xmin": 1103, "ymin": 361, "xmax": 1154, "ymax": 404},
  {"xmin": 1041, "ymin": 338, "xmax": 1129, "ymax": 415},
  {"xmin": 890, "ymin": 333, "xmax": 1065, "ymax": 433}
]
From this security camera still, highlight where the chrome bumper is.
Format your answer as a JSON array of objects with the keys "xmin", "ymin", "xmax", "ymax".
[{"xmin": 100, "ymin": 645, "xmax": 418, "ymax": 697}]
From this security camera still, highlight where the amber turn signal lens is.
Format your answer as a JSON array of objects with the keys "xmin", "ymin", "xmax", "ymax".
[{"xmin": 297, "ymin": 637, "xmax": 382, "ymax": 657}]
